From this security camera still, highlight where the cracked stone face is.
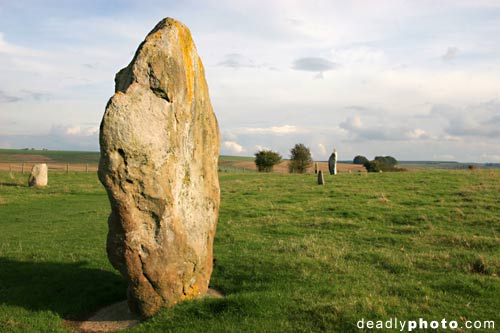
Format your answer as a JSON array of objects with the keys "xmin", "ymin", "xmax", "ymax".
[{"xmin": 98, "ymin": 18, "xmax": 220, "ymax": 318}]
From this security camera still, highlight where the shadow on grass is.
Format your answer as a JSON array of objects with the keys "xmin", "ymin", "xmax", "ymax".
[
  {"xmin": 0, "ymin": 182, "xmax": 26, "ymax": 187},
  {"xmin": 0, "ymin": 257, "xmax": 126, "ymax": 319}
]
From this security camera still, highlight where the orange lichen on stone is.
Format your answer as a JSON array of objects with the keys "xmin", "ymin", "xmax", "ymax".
[
  {"xmin": 179, "ymin": 284, "xmax": 200, "ymax": 301},
  {"xmin": 150, "ymin": 30, "xmax": 163, "ymax": 41},
  {"xmin": 173, "ymin": 20, "xmax": 195, "ymax": 101}
]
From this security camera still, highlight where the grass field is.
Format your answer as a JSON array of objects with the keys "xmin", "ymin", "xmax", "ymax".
[
  {"xmin": 0, "ymin": 149, "xmax": 100, "ymax": 164},
  {"xmin": 2, "ymin": 148, "xmax": 499, "ymax": 172},
  {"xmin": 0, "ymin": 150, "xmax": 254, "ymax": 165},
  {"xmin": 0, "ymin": 169, "xmax": 499, "ymax": 332},
  {"xmin": 0, "ymin": 150, "xmax": 254, "ymax": 173}
]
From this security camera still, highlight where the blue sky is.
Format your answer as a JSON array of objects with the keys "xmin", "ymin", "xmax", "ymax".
[{"xmin": 1, "ymin": 0, "xmax": 499, "ymax": 162}]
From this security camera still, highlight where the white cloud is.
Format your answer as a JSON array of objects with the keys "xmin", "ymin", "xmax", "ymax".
[
  {"xmin": 241, "ymin": 125, "xmax": 305, "ymax": 135},
  {"xmin": 65, "ymin": 125, "xmax": 81, "ymax": 135},
  {"xmin": 340, "ymin": 116, "xmax": 363, "ymax": 130},
  {"xmin": 339, "ymin": 115, "xmax": 434, "ymax": 142},
  {"xmin": 62, "ymin": 125, "xmax": 99, "ymax": 136},
  {"xmin": 50, "ymin": 124, "xmax": 100, "ymax": 139},
  {"xmin": 0, "ymin": 90, "xmax": 21, "ymax": 103},
  {"xmin": 84, "ymin": 126, "xmax": 99, "ymax": 136},
  {"xmin": 330, "ymin": 47, "xmax": 385, "ymax": 65},
  {"xmin": 407, "ymin": 128, "xmax": 429, "ymax": 139},
  {"xmin": 317, "ymin": 143, "xmax": 327, "ymax": 156},
  {"xmin": 223, "ymin": 140, "xmax": 245, "ymax": 153},
  {"xmin": 480, "ymin": 154, "xmax": 500, "ymax": 162},
  {"xmin": 0, "ymin": 33, "xmax": 16, "ymax": 54},
  {"xmin": 0, "ymin": 122, "xmax": 99, "ymax": 151},
  {"xmin": 0, "ymin": 32, "xmax": 45, "ymax": 57},
  {"xmin": 217, "ymin": 53, "xmax": 255, "ymax": 69},
  {"xmin": 291, "ymin": 57, "xmax": 338, "ymax": 72},
  {"xmin": 255, "ymin": 144, "xmax": 271, "ymax": 152},
  {"xmin": 431, "ymin": 101, "xmax": 500, "ymax": 138}
]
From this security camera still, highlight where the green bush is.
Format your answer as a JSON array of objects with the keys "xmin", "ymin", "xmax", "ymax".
[
  {"xmin": 353, "ymin": 155, "xmax": 369, "ymax": 165},
  {"xmin": 374, "ymin": 156, "xmax": 398, "ymax": 166},
  {"xmin": 364, "ymin": 160, "xmax": 384, "ymax": 172},
  {"xmin": 254, "ymin": 150, "xmax": 282, "ymax": 172},
  {"xmin": 288, "ymin": 143, "xmax": 312, "ymax": 174},
  {"xmin": 364, "ymin": 158, "xmax": 405, "ymax": 172}
]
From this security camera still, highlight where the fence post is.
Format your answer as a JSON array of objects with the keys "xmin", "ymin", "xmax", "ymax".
[
  {"xmin": 21, "ymin": 163, "xmax": 25, "ymax": 174},
  {"xmin": 66, "ymin": 163, "xmax": 69, "ymax": 174},
  {"xmin": 9, "ymin": 164, "xmax": 12, "ymax": 172},
  {"xmin": 86, "ymin": 163, "xmax": 89, "ymax": 173}
]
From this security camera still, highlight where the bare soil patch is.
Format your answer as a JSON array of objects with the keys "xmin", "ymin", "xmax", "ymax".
[
  {"xmin": 67, "ymin": 301, "xmax": 140, "ymax": 333},
  {"xmin": 66, "ymin": 289, "xmax": 224, "ymax": 332}
]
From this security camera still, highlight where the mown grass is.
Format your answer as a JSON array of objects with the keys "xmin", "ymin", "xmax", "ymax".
[{"xmin": 0, "ymin": 170, "xmax": 499, "ymax": 332}]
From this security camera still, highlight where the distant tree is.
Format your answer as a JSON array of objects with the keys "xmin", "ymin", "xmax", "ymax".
[
  {"xmin": 288, "ymin": 143, "xmax": 312, "ymax": 173},
  {"xmin": 254, "ymin": 150, "xmax": 282, "ymax": 172},
  {"xmin": 374, "ymin": 156, "xmax": 398, "ymax": 166},
  {"xmin": 353, "ymin": 155, "xmax": 369, "ymax": 165},
  {"xmin": 365, "ymin": 156, "xmax": 405, "ymax": 172},
  {"xmin": 364, "ymin": 160, "xmax": 384, "ymax": 173}
]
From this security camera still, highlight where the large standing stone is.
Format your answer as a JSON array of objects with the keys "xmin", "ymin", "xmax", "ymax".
[
  {"xmin": 328, "ymin": 149, "xmax": 338, "ymax": 175},
  {"xmin": 98, "ymin": 18, "xmax": 220, "ymax": 318},
  {"xmin": 28, "ymin": 163, "xmax": 48, "ymax": 187}
]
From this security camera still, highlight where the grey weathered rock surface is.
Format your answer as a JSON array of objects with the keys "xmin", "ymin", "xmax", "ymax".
[
  {"xmin": 98, "ymin": 18, "xmax": 220, "ymax": 318},
  {"xmin": 28, "ymin": 163, "xmax": 48, "ymax": 187},
  {"xmin": 328, "ymin": 149, "xmax": 337, "ymax": 175}
]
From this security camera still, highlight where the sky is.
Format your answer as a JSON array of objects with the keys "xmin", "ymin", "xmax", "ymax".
[{"xmin": 1, "ymin": 0, "xmax": 499, "ymax": 162}]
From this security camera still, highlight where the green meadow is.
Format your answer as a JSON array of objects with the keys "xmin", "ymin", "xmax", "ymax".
[
  {"xmin": 0, "ymin": 149, "xmax": 100, "ymax": 164},
  {"xmin": 0, "ymin": 168, "xmax": 499, "ymax": 332}
]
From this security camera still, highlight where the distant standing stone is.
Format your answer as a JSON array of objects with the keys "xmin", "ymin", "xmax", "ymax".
[
  {"xmin": 328, "ymin": 149, "xmax": 338, "ymax": 175},
  {"xmin": 28, "ymin": 163, "xmax": 48, "ymax": 187},
  {"xmin": 98, "ymin": 18, "xmax": 220, "ymax": 318},
  {"xmin": 317, "ymin": 170, "xmax": 325, "ymax": 185}
]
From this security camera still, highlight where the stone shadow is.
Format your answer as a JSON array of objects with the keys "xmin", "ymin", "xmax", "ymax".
[
  {"xmin": 0, "ymin": 257, "xmax": 126, "ymax": 320},
  {"xmin": 0, "ymin": 182, "xmax": 25, "ymax": 187}
]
